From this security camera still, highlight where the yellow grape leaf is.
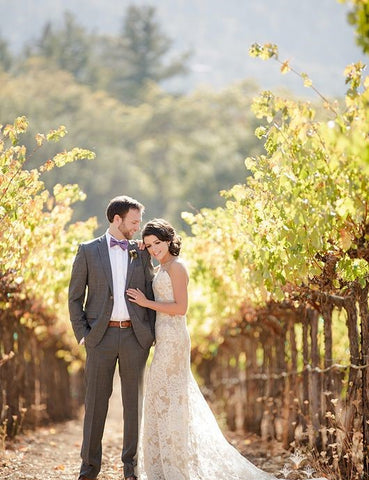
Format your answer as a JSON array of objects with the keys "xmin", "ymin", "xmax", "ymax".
[
  {"xmin": 35, "ymin": 133, "xmax": 45, "ymax": 147},
  {"xmin": 280, "ymin": 60, "xmax": 291, "ymax": 74},
  {"xmin": 301, "ymin": 73, "xmax": 312, "ymax": 87},
  {"xmin": 339, "ymin": 229, "xmax": 352, "ymax": 251},
  {"xmin": 46, "ymin": 125, "xmax": 67, "ymax": 142},
  {"xmin": 335, "ymin": 197, "xmax": 355, "ymax": 218}
]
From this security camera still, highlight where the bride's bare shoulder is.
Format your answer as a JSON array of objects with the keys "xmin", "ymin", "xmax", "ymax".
[{"xmin": 168, "ymin": 258, "xmax": 189, "ymax": 280}]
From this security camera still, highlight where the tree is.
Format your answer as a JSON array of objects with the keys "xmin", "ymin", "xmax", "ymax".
[
  {"xmin": 0, "ymin": 115, "xmax": 96, "ymax": 314},
  {"xmin": 102, "ymin": 5, "xmax": 191, "ymax": 103},
  {"xmin": 26, "ymin": 11, "xmax": 96, "ymax": 84},
  {"xmin": 341, "ymin": 0, "xmax": 369, "ymax": 54},
  {"xmin": 22, "ymin": 6, "xmax": 190, "ymax": 104},
  {"xmin": 0, "ymin": 117, "xmax": 96, "ymax": 438},
  {"xmin": 181, "ymin": 46, "xmax": 369, "ymax": 478},
  {"xmin": 0, "ymin": 61, "xmax": 263, "ymax": 234},
  {"xmin": 0, "ymin": 34, "xmax": 12, "ymax": 71}
]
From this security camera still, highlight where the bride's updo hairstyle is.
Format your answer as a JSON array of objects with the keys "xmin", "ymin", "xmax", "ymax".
[{"xmin": 142, "ymin": 219, "xmax": 181, "ymax": 256}]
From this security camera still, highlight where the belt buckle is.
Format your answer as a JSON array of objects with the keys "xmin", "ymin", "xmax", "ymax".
[{"xmin": 119, "ymin": 320, "xmax": 126, "ymax": 329}]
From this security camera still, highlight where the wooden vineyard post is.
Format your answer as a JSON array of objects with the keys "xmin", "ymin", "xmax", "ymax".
[{"xmin": 358, "ymin": 285, "xmax": 369, "ymax": 478}]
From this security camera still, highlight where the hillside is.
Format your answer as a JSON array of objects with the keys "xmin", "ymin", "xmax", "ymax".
[{"xmin": 0, "ymin": 0, "xmax": 366, "ymax": 98}]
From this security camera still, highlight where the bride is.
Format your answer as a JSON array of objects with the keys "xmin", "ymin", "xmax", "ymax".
[{"xmin": 127, "ymin": 219, "xmax": 325, "ymax": 480}]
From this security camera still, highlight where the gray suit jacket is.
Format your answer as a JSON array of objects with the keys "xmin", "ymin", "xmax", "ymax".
[{"xmin": 68, "ymin": 234, "xmax": 155, "ymax": 349}]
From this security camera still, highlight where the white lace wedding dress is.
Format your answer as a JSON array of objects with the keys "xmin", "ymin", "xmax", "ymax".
[{"xmin": 137, "ymin": 267, "xmax": 279, "ymax": 480}]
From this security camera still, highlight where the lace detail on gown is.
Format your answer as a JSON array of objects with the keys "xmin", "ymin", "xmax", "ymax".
[{"xmin": 137, "ymin": 269, "xmax": 283, "ymax": 480}]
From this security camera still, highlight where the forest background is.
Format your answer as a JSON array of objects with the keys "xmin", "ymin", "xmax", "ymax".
[
  {"xmin": 2, "ymin": 1, "xmax": 369, "ymax": 479},
  {"xmin": 0, "ymin": 0, "xmax": 366, "ymax": 232}
]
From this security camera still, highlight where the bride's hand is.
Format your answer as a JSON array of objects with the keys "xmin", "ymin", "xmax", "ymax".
[{"xmin": 127, "ymin": 288, "xmax": 148, "ymax": 307}]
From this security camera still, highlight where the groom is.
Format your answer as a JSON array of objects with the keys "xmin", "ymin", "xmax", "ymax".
[{"xmin": 68, "ymin": 195, "xmax": 156, "ymax": 480}]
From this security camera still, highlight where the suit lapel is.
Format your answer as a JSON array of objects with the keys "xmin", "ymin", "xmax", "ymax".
[
  {"xmin": 126, "ymin": 242, "xmax": 138, "ymax": 287},
  {"xmin": 98, "ymin": 235, "xmax": 113, "ymax": 292}
]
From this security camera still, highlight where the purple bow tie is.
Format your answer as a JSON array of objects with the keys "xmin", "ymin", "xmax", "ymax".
[{"xmin": 110, "ymin": 237, "xmax": 129, "ymax": 250}]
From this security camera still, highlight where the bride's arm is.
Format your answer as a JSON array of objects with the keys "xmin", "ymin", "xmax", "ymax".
[{"xmin": 127, "ymin": 261, "xmax": 188, "ymax": 316}]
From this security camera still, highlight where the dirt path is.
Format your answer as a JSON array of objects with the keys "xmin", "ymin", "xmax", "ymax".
[{"xmin": 1, "ymin": 371, "xmax": 291, "ymax": 480}]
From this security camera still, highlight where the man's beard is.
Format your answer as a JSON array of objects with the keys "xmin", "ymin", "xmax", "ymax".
[{"xmin": 119, "ymin": 225, "xmax": 133, "ymax": 240}]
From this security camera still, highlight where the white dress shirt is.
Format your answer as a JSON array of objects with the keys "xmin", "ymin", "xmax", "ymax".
[{"xmin": 106, "ymin": 231, "xmax": 130, "ymax": 321}]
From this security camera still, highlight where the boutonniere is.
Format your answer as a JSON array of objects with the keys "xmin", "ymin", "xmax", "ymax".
[{"xmin": 129, "ymin": 249, "xmax": 138, "ymax": 263}]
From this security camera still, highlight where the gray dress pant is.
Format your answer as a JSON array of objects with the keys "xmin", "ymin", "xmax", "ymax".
[{"xmin": 79, "ymin": 326, "xmax": 149, "ymax": 479}]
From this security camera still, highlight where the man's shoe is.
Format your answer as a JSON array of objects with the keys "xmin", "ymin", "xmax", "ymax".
[{"xmin": 125, "ymin": 476, "xmax": 137, "ymax": 480}]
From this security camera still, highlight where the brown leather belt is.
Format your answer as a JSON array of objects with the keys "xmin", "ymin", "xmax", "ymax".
[{"xmin": 108, "ymin": 320, "xmax": 132, "ymax": 328}]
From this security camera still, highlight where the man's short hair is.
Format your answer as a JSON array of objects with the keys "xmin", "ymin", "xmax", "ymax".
[{"xmin": 106, "ymin": 195, "xmax": 144, "ymax": 223}]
